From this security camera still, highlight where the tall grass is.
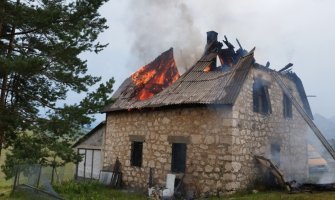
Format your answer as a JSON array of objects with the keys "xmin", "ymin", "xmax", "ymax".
[
  {"xmin": 210, "ymin": 191, "xmax": 335, "ymax": 200},
  {"xmin": 54, "ymin": 180, "xmax": 147, "ymax": 200}
]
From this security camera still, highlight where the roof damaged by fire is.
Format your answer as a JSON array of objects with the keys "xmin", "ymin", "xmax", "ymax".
[{"xmin": 103, "ymin": 31, "xmax": 312, "ymax": 118}]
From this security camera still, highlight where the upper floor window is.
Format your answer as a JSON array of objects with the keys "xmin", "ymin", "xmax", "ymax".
[
  {"xmin": 283, "ymin": 93, "xmax": 292, "ymax": 118},
  {"xmin": 253, "ymin": 79, "xmax": 272, "ymax": 114}
]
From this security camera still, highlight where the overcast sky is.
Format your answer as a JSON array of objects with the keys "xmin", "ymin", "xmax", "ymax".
[{"xmin": 79, "ymin": 0, "xmax": 335, "ymax": 123}]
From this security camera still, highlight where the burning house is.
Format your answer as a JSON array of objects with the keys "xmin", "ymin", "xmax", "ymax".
[{"xmin": 101, "ymin": 31, "xmax": 316, "ymax": 195}]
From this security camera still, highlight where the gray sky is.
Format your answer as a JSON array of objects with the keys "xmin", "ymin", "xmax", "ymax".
[{"xmin": 79, "ymin": 0, "xmax": 335, "ymax": 123}]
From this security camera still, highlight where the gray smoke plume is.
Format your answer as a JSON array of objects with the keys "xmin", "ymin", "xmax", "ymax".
[{"xmin": 126, "ymin": 1, "xmax": 204, "ymax": 72}]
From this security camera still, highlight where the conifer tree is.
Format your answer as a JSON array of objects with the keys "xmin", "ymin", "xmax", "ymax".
[{"xmin": 0, "ymin": 0, "xmax": 113, "ymax": 159}]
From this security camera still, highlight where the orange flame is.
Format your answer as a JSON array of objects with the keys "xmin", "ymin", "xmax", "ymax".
[
  {"xmin": 131, "ymin": 48, "xmax": 180, "ymax": 100},
  {"xmin": 203, "ymin": 65, "xmax": 211, "ymax": 72}
]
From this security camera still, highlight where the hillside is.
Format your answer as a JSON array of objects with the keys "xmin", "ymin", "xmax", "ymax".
[{"xmin": 313, "ymin": 113, "xmax": 335, "ymax": 141}]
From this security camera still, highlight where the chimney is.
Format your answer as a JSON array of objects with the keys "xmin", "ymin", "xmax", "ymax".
[
  {"xmin": 204, "ymin": 31, "xmax": 219, "ymax": 71},
  {"xmin": 207, "ymin": 31, "xmax": 218, "ymax": 44}
]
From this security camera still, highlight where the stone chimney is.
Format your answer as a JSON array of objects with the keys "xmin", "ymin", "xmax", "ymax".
[
  {"xmin": 207, "ymin": 31, "xmax": 218, "ymax": 44},
  {"xmin": 204, "ymin": 31, "xmax": 219, "ymax": 70}
]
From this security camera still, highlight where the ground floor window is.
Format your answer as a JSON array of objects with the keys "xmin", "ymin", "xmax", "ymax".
[
  {"xmin": 171, "ymin": 143, "xmax": 187, "ymax": 173},
  {"xmin": 131, "ymin": 141, "xmax": 143, "ymax": 167}
]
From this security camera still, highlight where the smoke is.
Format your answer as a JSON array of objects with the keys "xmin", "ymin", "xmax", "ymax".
[
  {"xmin": 126, "ymin": 0, "xmax": 204, "ymax": 72},
  {"xmin": 307, "ymin": 129, "xmax": 335, "ymax": 184}
]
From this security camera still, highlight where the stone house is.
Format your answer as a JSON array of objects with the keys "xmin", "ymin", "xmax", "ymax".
[
  {"xmin": 73, "ymin": 121, "xmax": 105, "ymax": 180},
  {"xmin": 101, "ymin": 31, "xmax": 313, "ymax": 195}
]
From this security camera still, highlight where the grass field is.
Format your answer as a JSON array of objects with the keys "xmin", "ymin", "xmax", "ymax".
[
  {"xmin": 0, "ymin": 149, "xmax": 76, "ymax": 199},
  {"xmin": 2, "ymin": 150, "xmax": 335, "ymax": 199},
  {"xmin": 54, "ymin": 180, "xmax": 147, "ymax": 200},
  {"xmin": 0, "ymin": 150, "xmax": 14, "ymax": 197},
  {"xmin": 11, "ymin": 184, "xmax": 335, "ymax": 200},
  {"xmin": 213, "ymin": 191, "xmax": 335, "ymax": 200},
  {"xmin": 1, "ymin": 181, "xmax": 146, "ymax": 200}
]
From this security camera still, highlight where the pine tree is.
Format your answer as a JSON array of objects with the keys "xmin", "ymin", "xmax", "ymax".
[{"xmin": 0, "ymin": 0, "xmax": 113, "ymax": 158}]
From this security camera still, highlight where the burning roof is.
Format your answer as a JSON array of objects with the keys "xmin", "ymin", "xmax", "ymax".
[
  {"xmin": 131, "ymin": 48, "xmax": 180, "ymax": 101},
  {"xmin": 103, "ymin": 31, "xmax": 312, "ymax": 115},
  {"xmin": 106, "ymin": 48, "xmax": 180, "ymax": 109}
]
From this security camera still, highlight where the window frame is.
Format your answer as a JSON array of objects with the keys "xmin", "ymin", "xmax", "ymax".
[
  {"xmin": 76, "ymin": 148, "xmax": 101, "ymax": 180},
  {"xmin": 283, "ymin": 92, "xmax": 293, "ymax": 119},
  {"xmin": 253, "ymin": 79, "xmax": 272, "ymax": 115}
]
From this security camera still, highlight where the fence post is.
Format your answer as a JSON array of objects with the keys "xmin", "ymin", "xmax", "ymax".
[
  {"xmin": 12, "ymin": 165, "xmax": 19, "ymax": 192},
  {"xmin": 51, "ymin": 166, "xmax": 55, "ymax": 184},
  {"xmin": 36, "ymin": 165, "xmax": 42, "ymax": 188}
]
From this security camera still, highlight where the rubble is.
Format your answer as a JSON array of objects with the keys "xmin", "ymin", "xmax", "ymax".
[{"xmin": 255, "ymin": 155, "xmax": 335, "ymax": 192}]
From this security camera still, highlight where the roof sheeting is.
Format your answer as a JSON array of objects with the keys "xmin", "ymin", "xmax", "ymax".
[{"xmin": 103, "ymin": 51, "xmax": 255, "ymax": 112}]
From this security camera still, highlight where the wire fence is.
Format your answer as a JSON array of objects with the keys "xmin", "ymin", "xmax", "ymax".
[{"xmin": 12, "ymin": 164, "xmax": 66, "ymax": 200}]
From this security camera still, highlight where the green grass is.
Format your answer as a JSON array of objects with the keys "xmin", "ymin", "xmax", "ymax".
[
  {"xmin": 0, "ymin": 149, "xmax": 76, "ymax": 199},
  {"xmin": 5, "ymin": 183, "xmax": 335, "ymax": 200},
  {"xmin": 212, "ymin": 191, "xmax": 335, "ymax": 200},
  {"xmin": 54, "ymin": 180, "xmax": 147, "ymax": 200},
  {"xmin": 1, "ymin": 180, "xmax": 146, "ymax": 200},
  {"xmin": 2, "ymin": 151, "xmax": 335, "ymax": 200},
  {"xmin": 2, "ymin": 190, "xmax": 58, "ymax": 200}
]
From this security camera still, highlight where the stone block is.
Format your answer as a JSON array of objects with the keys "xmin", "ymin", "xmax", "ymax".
[
  {"xmin": 158, "ymin": 157, "xmax": 167, "ymax": 163},
  {"xmin": 223, "ymin": 119, "xmax": 232, "ymax": 126},
  {"xmin": 231, "ymin": 162, "xmax": 242, "ymax": 173},
  {"xmin": 148, "ymin": 160, "xmax": 155, "ymax": 168},
  {"xmin": 225, "ymin": 182, "xmax": 240, "ymax": 191},
  {"xmin": 220, "ymin": 136, "xmax": 231, "ymax": 144},
  {"xmin": 191, "ymin": 135, "xmax": 202, "ymax": 144},
  {"xmin": 204, "ymin": 136, "xmax": 215, "ymax": 145},
  {"xmin": 205, "ymin": 165, "xmax": 214, "ymax": 173}
]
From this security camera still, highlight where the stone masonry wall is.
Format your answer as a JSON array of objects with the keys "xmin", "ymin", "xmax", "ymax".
[
  {"xmin": 104, "ymin": 106, "xmax": 237, "ymax": 195},
  {"xmin": 230, "ymin": 68, "xmax": 309, "ymax": 190}
]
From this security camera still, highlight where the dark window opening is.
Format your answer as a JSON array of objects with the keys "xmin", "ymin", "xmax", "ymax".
[
  {"xmin": 271, "ymin": 143, "xmax": 281, "ymax": 167},
  {"xmin": 253, "ymin": 79, "xmax": 272, "ymax": 114},
  {"xmin": 131, "ymin": 141, "xmax": 143, "ymax": 167},
  {"xmin": 171, "ymin": 143, "xmax": 187, "ymax": 173},
  {"xmin": 283, "ymin": 93, "xmax": 292, "ymax": 118}
]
